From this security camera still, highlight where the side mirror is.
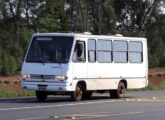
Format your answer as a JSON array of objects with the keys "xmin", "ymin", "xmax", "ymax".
[
  {"xmin": 74, "ymin": 41, "xmax": 83, "ymax": 58},
  {"xmin": 77, "ymin": 42, "xmax": 83, "ymax": 57}
]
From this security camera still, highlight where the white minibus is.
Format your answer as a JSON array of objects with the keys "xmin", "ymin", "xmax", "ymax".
[{"xmin": 21, "ymin": 33, "xmax": 148, "ymax": 101}]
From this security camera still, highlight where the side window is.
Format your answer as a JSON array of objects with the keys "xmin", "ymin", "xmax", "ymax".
[
  {"xmin": 129, "ymin": 41, "xmax": 143, "ymax": 63},
  {"xmin": 97, "ymin": 40, "xmax": 112, "ymax": 63},
  {"xmin": 73, "ymin": 41, "xmax": 86, "ymax": 62},
  {"xmin": 113, "ymin": 40, "xmax": 128, "ymax": 63},
  {"xmin": 88, "ymin": 39, "xmax": 96, "ymax": 62}
]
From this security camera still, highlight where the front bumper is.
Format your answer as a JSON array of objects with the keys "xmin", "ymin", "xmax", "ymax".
[{"xmin": 21, "ymin": 82, "xmax": 72, "ymax": 91}]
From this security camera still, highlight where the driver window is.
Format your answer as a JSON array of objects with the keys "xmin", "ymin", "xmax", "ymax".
[{"xmin": 73, "ymin": 41, "xmax": 86, "ymax": 62}]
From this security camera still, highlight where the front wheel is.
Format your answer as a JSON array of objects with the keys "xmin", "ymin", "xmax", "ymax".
[
  {"xmin": 36, "ymin": 91, "xmax": 48, "ymax": 101},
  {"xmin": 110, "ymin": 82, "xmax": 126, "ymax": 98},
  {"xmin": 71, "ymin": 84, "xmax": 83, "ymax": 101}
]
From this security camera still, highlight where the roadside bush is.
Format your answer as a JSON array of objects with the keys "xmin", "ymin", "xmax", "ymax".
[
  {"xmin": 0, "ymin": 80, "xmax": 3, "ymax": 84},
  {"xmin": 146, "ymin": 83, "xmax": 157, "ymax": 90},
  {"xmin": 143, "ymin": 81, "xmax": 165, "ymax": 90},
  {"xmin": 14, "ymin": 81, "xmax": 18, "ymax": 84},
  {"xmin": 4, "ymin": 80, "xmax": 10, "ymax": 84},
  {"xmin": 156, "ymin": 81, "xmax": 165, "ymax": 90},
  {"xmin": 149, "ymin": 74, "xmax": 152, "ymax": 77},
  {"xmin": 156, "ymin": 73, "xmax": 163, "ymax": 77},
  {"xmin": 1, "ymin": 53, "xmax": 17, "ymax": 76},
  {"xmin": 0, "ymin": 50, "xmax": 3, "ymax": 73}
]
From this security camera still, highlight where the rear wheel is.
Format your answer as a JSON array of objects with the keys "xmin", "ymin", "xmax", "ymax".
[
  {"xmin": 110, "ymin": 82, "xmax": 126, "ymax": 98},
  {"xmin": 71, "ymin": 84, "xmax": 83, "ymax": 101},
  {"xmin": 36, "ymin": 91, "xmax": 48, "ymax": 101}
]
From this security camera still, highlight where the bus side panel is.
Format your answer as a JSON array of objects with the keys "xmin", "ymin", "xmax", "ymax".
[
  {"xmin": 71, "ymin": 38, "xmax": 148, "ymax": 91},
  {"xmin": 85, "ymin": 79, "xmax": 118, "ymax": 90},
  {"xmin": 86, "ymin": 64, "xmax": 147, "ymax": 90},
  {"xmin": 86, "ymin": 40, "xmax": 148, "ymax": 90}
]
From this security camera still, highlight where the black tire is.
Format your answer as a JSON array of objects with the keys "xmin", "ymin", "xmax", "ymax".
[
  {"xmin": 110, "ymin": 82, "xmax": 126, "ymax": 98},
  {"xmin": 36, "ymin": 91, "xmax": 48, "ymax": 101},
  {"xmin": 71, "ymin": 84, "xmax": 83, "ymax": 101},
  {"xmin": 82, "ymin": 91, "xmax": 93, "ymax": 100}
]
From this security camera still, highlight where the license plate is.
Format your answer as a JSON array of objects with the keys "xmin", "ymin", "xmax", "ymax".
[{"xmin": 38, "ymin": 85, "xmax": 47, "ymax": 91}]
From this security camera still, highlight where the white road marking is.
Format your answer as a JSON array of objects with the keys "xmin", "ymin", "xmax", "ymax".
[{"xmin": 0, "ymin": 100, "xmax": 115, "ymax": 111}]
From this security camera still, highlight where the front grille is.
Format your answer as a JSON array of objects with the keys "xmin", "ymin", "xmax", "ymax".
[{"xmin": 31, "ymin": 75, "xmax": 55, "ymax": 79}]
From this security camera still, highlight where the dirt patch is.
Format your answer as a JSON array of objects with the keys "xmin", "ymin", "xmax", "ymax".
[
  {"xmin": 0, "ymin": 75, "xmax": 20, "ymax": 81},
  {"xmin": 149, "ymin": 69, "xmax": 165, "ymax": 86},
  {"xmin": 149, "ymin": 76, "xmax": 165, "ymax": 85},
  {"xmin": 0, "ymin": 75, "xmax": 21, "ymax": 91},
  {"xmin": 149, "ymin": 69, "xmax": 165, "ymax": 75}
]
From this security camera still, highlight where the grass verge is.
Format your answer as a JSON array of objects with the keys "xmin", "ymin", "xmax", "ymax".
[
  {"xmin": 128, "ymin": 81, "xmax": 165, "ymax": 91},
  {"xmin": 146, "ymin": 81, "xmax": 165, "ymax": 90},
  {"xmin": 0, "ymin": 86, "xmax": 35, "ymax": 98}
]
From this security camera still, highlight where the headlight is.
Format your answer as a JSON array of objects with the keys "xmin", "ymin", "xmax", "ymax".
[
  {"xmin": 22, "ymin": 74, "xmax": 30, "ymax": 80},
  {"xmin": 56, "ymin": 76, "xmax": 68, "ymax": 80}
]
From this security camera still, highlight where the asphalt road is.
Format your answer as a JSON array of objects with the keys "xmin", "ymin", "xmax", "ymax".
[{"xmin": 1, "ymin": 90, "xmax": 165, "ymax": 120}]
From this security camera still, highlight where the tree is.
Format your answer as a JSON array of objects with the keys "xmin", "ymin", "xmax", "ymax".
[
  {"xmin": 35, "ymin": 0, "xmax": 68, "ymax": 32},
  {"xmin": 0, "ymin": 0, "xmax": 164, "ymax": 76},
  {"xmin": 86, "ymin": 0, "xmax": 116, "ymax": 34},
  {"xmin": 146, "ymin": 15, "xmax": 165, "ymax": 68},
  {"xmin": 66, "ymin": 0, "xmax": 84, "ymax": 32},
  {"xmin": 114, "ymin": 0, "xmax": 160, "ymax": 36}
]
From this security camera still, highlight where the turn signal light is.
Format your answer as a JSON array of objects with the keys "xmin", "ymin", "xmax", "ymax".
[{"xmin": 56, "ymin": 76, "xmax": 68, "ymax": 80}]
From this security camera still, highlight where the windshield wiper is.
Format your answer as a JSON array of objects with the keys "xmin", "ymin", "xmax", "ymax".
[{"xmin": 40, "ymin": 59, "xmax": 45, "ymax": 65}]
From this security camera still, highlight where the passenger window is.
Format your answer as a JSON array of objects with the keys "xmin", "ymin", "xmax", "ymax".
[
  {"xmin": 113, "ymin": 40, "xmax": 128, "ymax": 63},
  {"xmin": 73, "ymin": 41, "xmax": 86, "ymax": 62},
  {"xmin": 88, "ymin": 39, "xmax": 96, "ymax": 62},
  {"xmin": 97, "ymin": 40, "xmax": 112, "ymax": 63},
  {"xmin": 129, "ymin": 41, "xmax": 143, "ymax": 63}
]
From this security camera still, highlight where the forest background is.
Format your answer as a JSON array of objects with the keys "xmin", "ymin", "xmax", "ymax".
[{"xmin": 0, "ymin": 0, "xmax": 165, "ymax": 76}]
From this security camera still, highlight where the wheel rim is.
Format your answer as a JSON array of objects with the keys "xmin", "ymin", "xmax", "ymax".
[
  {"xmin": 119, "ymin": 86, "xmax": 124, "ymax": 94},
  {"xmin": 76, "ymin": 86, "xmax": 82, "ymax": 100},
  {"xmin": 118, "ymin": 84, "xmax": 125, "ymax": 97}
]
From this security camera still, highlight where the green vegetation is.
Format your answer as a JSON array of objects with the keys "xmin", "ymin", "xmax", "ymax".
[
  {"xmin": 128, "ymin": 81, "xmax": 165, "ymax": 91},
  {"xmin": 145, "ymin": 82, "xmax": 165, "ymax": 90},
  {"xmin": 0, "ymin": 1, "xmax": 164, "ymax": 76},
  {"xmin": 0, "ymin": 80, "xmax": 3, "ymax": 84},
  {"xmin": 0, "ymin": 86, "xmax": 35, "ymax": 98},
  {"xmin": 136, "ymin": 81, "xmax": 165, "ymax": 91}
]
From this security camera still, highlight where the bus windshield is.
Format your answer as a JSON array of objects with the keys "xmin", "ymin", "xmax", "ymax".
[{"xmin": 26, "ymin": 36, "xmax": 74, "ymax": 63}]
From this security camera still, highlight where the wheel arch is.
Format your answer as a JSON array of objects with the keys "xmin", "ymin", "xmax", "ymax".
[
  {"xmin": 77, "ymin": 80, "xmax": 87, "ymax": 91},
  {"xmin": 119, "ymin": 79, "xmax": 127, "ymax": 89}
]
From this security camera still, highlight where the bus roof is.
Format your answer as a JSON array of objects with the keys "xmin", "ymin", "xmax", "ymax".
[{"xmin": 33, "ymin": 33, "xmax": 147, "ymax": 41}]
